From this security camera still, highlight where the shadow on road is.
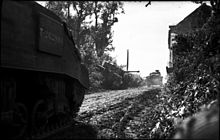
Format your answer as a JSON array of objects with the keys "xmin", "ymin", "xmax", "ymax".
[
  {"xmin": 47, "ymin": 121, "xmax": 98, "ymax": 139},
  {"xmin": 72, "ymin": 121, "xmax": 98, "ymax": 139}
]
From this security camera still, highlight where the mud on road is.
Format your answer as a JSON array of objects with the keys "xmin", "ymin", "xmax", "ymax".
[{"xmin": 48, "ymin": 87, "xmax": 163, "ymax": 139}]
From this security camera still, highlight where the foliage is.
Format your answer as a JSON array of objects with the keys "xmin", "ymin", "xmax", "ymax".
[
  {"xmin": 151, "ymin": 9, "xmax": 220, "ymax": 138},
  {"xmin": 89, "ymin": 70, "xmax": 104, "ymax": 92},
  {"xmin": 122, "ymin": 73, "xmax": 144, "ymax": 88},
  {"xmin": 45, "ymin": 1, "xmax": 124, "ymax": 59}
]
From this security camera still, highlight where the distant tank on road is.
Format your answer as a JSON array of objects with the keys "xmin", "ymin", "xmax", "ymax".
[{"xmin": 145, "ymin": 70, "xmax": 163, "ymax": 87}]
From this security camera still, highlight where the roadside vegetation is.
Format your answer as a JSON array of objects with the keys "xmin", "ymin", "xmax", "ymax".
[{"xmin": 149, "ymin": 3, "xmax": 220, "ymax": 138}]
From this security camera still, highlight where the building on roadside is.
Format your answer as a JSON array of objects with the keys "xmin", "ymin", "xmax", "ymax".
[{"xmin": 166, "ymin": 3, "xmax": 212, "ymax": 74}]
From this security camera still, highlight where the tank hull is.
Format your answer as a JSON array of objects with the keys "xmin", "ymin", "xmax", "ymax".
[{"xmin": 1, "ymin": 1, "xmax": 89, "ymax": 138}]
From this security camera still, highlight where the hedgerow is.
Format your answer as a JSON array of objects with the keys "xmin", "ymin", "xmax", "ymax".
[{"xmin": 150, "ymin": 12, "xmax": 220, "ymax": 138}]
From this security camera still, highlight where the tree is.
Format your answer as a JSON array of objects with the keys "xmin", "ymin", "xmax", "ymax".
[
  {"xmin": 45, "ymin": 1, "xmax": 124, "ymax": 61},
  {"xmin": 91, "ymin": 1, "xmax": 124, "ymax": 57},
  {"xmin": 44, "ymin": 1, "xmax": 125, "ymax": 91}
]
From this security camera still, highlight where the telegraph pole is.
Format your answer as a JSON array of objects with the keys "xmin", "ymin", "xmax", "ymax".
[
  {"xmin": 127, "ymin": 49, "xmax": 129, "ymax": 71},
  {"xmin": 126, "ymin": 49, "xmax": 140, "ymax": 73}
]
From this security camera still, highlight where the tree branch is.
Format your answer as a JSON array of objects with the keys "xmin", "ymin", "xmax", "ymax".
[{"xmin": 145, "ymin": 1, "xmax": 151, "ymax": 7}]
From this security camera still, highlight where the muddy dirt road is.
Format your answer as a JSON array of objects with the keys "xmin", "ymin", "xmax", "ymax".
[{"xmin": 49, "ymin": 86, "xmax": 163, "ymax": 139}]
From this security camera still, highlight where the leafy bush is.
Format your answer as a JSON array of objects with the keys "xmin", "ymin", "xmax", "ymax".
[
  {"xmin": 89, "ymin": 70, "xmax": 104, "ymax": 92},
  {"xmin": 150, "ymin": 13, "xmax": 220, "ymax": 138},
  {"xmin": 124, "ymin": 73, "xmax": 144, "ymax": 88}
]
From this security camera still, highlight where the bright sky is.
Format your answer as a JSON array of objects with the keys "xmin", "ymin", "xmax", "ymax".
[{"xmin": 110, "ymin": 1, "xmax": 201, "ymax": 82}]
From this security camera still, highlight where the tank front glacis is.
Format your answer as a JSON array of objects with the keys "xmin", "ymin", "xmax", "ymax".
[{"xmin": 1, "ymin": 1, "xmax": 89, "ymax": 138}]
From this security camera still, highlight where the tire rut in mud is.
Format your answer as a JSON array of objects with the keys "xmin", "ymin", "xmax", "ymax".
[
  {"xmin": 47, "ymin": 87, "xmax": 162, "ymax": 139},
  {"xmin": 77, "ymin": 88, "xmax": 162, "ymax": 139}
]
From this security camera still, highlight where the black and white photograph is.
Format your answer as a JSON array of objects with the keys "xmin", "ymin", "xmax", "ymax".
[{"xmin": 1, "ymin": 0, "xmax": 219, "ymax": 139}]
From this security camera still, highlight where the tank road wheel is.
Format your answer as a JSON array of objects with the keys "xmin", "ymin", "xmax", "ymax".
[
  {"xmin": 31, "ymin": 100, "xmax": 48, "ymax": 135},
  {"xmin": 12, "ymin": 103, "xmax": 28, "ymax": 138}
]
